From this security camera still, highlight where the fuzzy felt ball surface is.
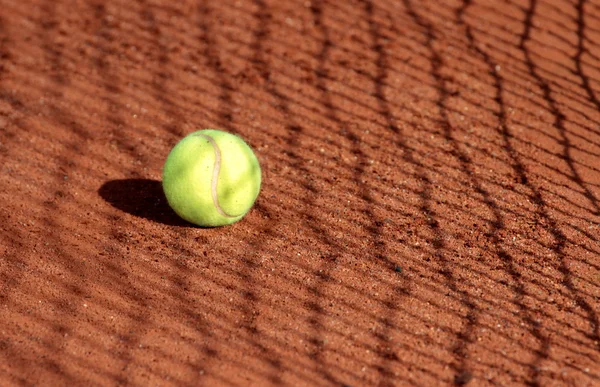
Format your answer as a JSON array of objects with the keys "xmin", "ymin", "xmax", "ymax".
[{"xmin": 162, "ymin": 129, "xmax": 262, "ymax": 227}]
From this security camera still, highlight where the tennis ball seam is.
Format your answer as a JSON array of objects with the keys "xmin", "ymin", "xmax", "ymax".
[{"xmin": 193, "ymin": 133, "xmax": 241, "ymax": 219}]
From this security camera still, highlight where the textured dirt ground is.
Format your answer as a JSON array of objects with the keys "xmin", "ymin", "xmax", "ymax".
[{"xmin": 1, "ymin": 0, "xmax": 599, "ymax": 385}]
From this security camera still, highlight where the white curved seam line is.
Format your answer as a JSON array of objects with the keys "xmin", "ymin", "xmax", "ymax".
[{"xmin": 195, "ymin": 134, "xmax": 237, "ymax": 218}]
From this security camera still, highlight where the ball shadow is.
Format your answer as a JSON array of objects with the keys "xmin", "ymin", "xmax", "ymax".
[{"xmin": 98, "ymin": 179, "xmax": 190, "ymax": 226}]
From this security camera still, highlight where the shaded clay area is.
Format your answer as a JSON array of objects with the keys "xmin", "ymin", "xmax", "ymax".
[{"xmin": 1, "ymin": 0, "xmax": 599, "ymax": 385}]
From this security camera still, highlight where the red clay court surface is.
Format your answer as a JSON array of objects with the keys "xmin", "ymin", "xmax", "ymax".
[{"xmin": 1, "ymin": 0, "xmax": 599, "ymax": 385}]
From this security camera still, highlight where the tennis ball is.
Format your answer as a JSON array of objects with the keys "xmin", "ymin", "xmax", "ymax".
[{"xmin": 162, "ymin": 129, "xmax": 261, "ymax": 227}]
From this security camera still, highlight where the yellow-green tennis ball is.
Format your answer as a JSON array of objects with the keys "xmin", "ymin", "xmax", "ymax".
[{"xmin": 162, "ymin": 129, "xmax": 261, "ymax": 227}]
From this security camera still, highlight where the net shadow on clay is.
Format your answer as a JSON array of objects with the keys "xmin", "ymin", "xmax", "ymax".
[
  {"xmin": 519, "ymin": 0, "xmax": 600, "ymax": 353},
  {"xmin": 1, "ymin": 0, "xmax": 599, "ymax": 386}
]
